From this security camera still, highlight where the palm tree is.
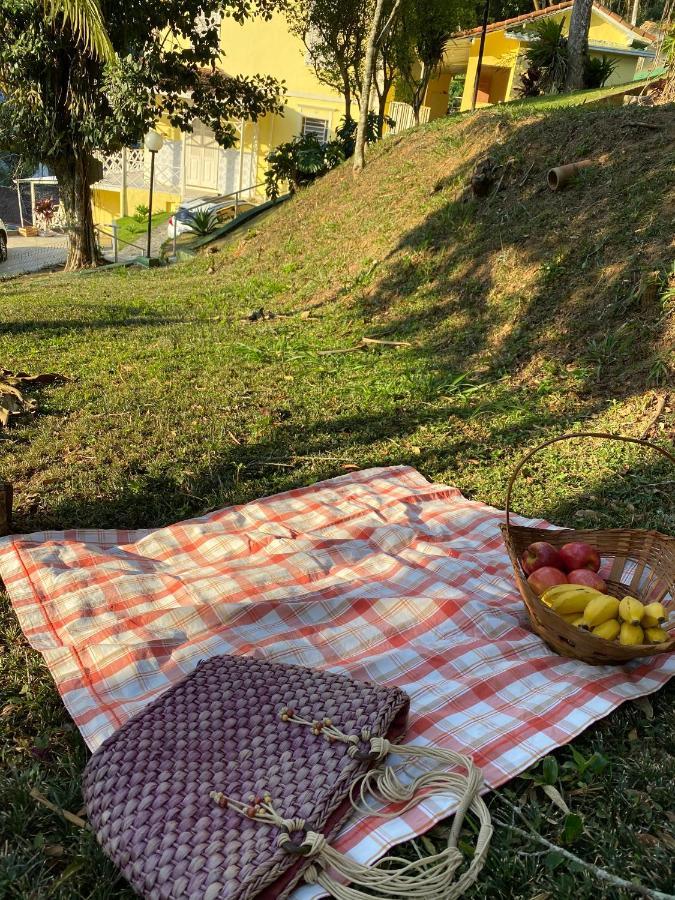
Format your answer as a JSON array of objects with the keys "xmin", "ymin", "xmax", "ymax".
[{"xmin": 44, "ymin": 0, "xmax": 115, "ymax": 62}]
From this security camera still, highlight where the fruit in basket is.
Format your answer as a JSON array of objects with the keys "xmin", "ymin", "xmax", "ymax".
[
  {"xmin": 642, "ymin": 602, "xmax": 668, "ymax": 627},
  {"xmin": 559, "ymin": 542, "xmax": 600, "ymax": 573},
  {"xmin": 619, "ymin": 622, "xmax": 644, "ymax": 646},
  {"xmin": 644, "ymin": 626, "xmax": 669, "ymax": 643},
  {"xmin": 550, "ymin": 588, "xmax": 599, "ymax": 615},
  {"xmin": 541, "ymin": 583, "xmax": 590, "ymax": 604},
  {"xmin": 582, "ymin": 594, "xmax": 620, "ymax": 628},
  {"xmin": 592, "ymin": 619, "xmax": 621, "ymax": 641},
  {"xmin": 568, "ymin": 569, "xmax": 606, "ymax": 592},
  {"xmin": 527, "ymin": 567, "xmax": 568, "ymax": 595},
  {"xmin": 619, "ymin": 596, "xmax": 644, "ymax": 627},
  {"xmin": 560, "ymin": 612, "xmax": 586, "ymax": 626},
  {"xmin": 521, "ymin": 542, "xmax": 564, "ymax": 575}
]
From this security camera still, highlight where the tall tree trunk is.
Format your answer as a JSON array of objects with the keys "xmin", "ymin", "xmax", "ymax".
[
  {"xmin": 354, "ymin": 0, "xmax": 396, "ymax": 172},
  {"xmin": 565, "ymin": 0, "xmax": 593, "ymax": 91},
  {"xmin": 342, "ymin": 70, "xmax": 353, "ymax": 123},
  {"xmin": 53, "ymin": 150, "xmax": 99, "ymax": 270},
  {"xmin": 376, "ymin": 89, "xmax": 388, "ymax": 138},
  {"xmin": 630, "ymin": 0, "xmax": 639, "ymax": 25}
]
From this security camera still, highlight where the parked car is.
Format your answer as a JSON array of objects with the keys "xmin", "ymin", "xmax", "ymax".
[
  {"xmin": 166, "ymin": 194, "xmax": 252, "ymax": 238},
  {"xmin": 0, "ymin": 217, "xmax": 7, "ymax": 263}
]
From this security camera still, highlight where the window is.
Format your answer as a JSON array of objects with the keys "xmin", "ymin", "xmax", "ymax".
[{"xmin": 302, "ymin": 116, "xmax": 329, "ymax": 143}]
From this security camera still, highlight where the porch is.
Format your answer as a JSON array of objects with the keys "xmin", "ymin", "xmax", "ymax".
[{"xmin": 93, "ymin": 120, "xmax": 261, "ymax": 220}]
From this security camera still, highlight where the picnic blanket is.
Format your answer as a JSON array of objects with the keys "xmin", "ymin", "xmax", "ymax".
[{"xmin": 1, "ymin": 465, "xmax": 673, "ymax": 900}]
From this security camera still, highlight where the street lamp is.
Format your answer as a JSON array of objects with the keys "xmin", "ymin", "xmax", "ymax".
[{"xmin": 144, "ymin": 130, "xmax": 164, "ymax": 259}]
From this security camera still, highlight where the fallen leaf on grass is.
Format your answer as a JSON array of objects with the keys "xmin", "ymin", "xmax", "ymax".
[
  {"xmin": 636, "ymin": 832, "xmax": 660, "ymax": 849},
  {"xmin": 655, "ymin": 830, "xmax": 675, "ymax": 851},
  {"xmin": 0, "ymin": 368, "xmax": 69, "ymax": 428},
  {"xmin": 542, "ymin": 783, "xmax": 570, "ymax": 815},
  {"xmin": 633, "ymin": 696, "xmax": 654, "ymax": 719}
]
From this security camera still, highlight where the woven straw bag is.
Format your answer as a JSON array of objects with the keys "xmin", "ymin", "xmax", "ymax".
[
  {"xmin": 501, "ymin": 432, "xmax": 675, "ymax": 665},
  {"xmin": 83, "ymin": 655, "xmax": 492, "ymax": 900}
]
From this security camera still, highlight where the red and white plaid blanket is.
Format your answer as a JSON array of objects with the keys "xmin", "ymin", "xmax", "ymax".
[{"xmin": 1, "ymin": 466, "xmax": 673, "ymax": 898}]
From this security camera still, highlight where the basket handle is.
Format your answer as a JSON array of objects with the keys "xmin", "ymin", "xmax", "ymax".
[{"xmin": 505, "ymin": 431, "xmax": 675, "ymax": 528}]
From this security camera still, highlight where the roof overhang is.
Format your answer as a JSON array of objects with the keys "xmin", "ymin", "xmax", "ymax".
[{"xmin": 441, "ymin": 39, "xmax": 471, "ymax": 74}]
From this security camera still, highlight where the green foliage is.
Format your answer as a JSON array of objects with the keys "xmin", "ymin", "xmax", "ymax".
[
  {"xmin": 264, "ymin": 113, "xmax": 383, "ymax": 199},
  {"xmin": 286, "ymin": 0, "xmax": 369, "ymax": 117},
  {"xmin": 0, "ymin": 0, "xmax": 287, "ymax": 266},
  {"xmin": 583, "ymin": 55, "xmax": 616, "ymax": 89},
  {"xmin": 523, "ymin": 18, "xmax": 569, "ymax": 93},
  {"xmin": 44, "ymin": 0, "xmax": 115, "ymax": 62},
  {"xmin": 392, "ymin": 0, "xmax": 474, "ymax": 119},
  {"xmin": 133, "ymin": 204, "xmax": 150, "ymax": 224},
  {"xmin": 187, "ymin": 209, "xmax": 220, "ymax": 236},
  {"xmin": 517, "ymin": 66, "xmax": 543, "ymax": 97}
]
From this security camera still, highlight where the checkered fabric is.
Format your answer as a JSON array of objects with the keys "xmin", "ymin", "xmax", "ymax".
[{"xmin": 1, "ymin": 466, "xmax": 673, "ymax": 900}]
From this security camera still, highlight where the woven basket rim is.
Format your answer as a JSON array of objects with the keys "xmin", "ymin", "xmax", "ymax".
[{"xmin": 501, "ymin": 431, "xmax": 675, "ymax": 665}]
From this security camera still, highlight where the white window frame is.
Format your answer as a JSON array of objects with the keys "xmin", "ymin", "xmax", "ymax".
[{"xmin": 302, "ymin": 115, "xmax": 330, "ymax": 143}]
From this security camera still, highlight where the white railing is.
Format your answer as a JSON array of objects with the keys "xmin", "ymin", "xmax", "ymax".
[
  {"xmin": 95, "ymin": 145, "xmax": 180, "ymax": 192},
  {"xmin": 386, "ymin": 102, "xmax": 431, "ymax": 134}
]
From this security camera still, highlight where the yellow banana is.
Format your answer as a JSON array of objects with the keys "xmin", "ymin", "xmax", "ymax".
[
  {"xmin": 642, "ymin": 602, "xmax": 668, "ymax": 628},
  {"xmin": 582, "ymin": 594, "xmax": 620, "ymax": 628},
  {"xmin": 644, "ymin": 626, "xmax": 669, "ymax": 644},
  {"xmin": 560, "ymin": 613, "xmax": 586, "ymax": 626},
  {"xmin": 619, "ymin": 622, "xmax": 644, "ymax": 646},
  {"xmin": 550, "ymin": 588, "xmax": 598, "ymax": 616},
  {"xmin": 541, "ymin": 584, "xmax": 592, "ymax": 607},
  {"xmin": 592, "ymin": 619, "xmax": 621, "ymax": 641},
  {"xmin": 619, "ymin": 596, "xmax": 644, "ymax": 626}
]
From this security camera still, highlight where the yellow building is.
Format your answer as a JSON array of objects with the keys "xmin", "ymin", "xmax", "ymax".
[
  {"xmin": 436, "ymin": 0, "xmax": 656, "ymax": 113},
  {"xmin": 91, "ymin": 12, "xmax": 358, "ymax": 227}
]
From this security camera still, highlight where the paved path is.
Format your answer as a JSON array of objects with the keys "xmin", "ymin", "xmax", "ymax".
[
  {"xmin": 113, "ymin": 222, "xmax": 169, "ymax": 262},
  {"xmin": 0, "ymin": 234, "xmax": 68, "ymax": 277}
]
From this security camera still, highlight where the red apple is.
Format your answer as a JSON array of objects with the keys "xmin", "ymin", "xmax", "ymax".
[
  {"xmin": 527, "ymin": 567, "xmax": 568, "ymax": 596},
  {"xmin": 568, "ymin": 569, "xmax": 606, "ymax": 593},
  {"xmin": 521, "ymin": 541, "xmax": 564, "ymax": 575},
  {"xmin": 559, "ymin": 542, "xmax": 600, "ymax": 573}
]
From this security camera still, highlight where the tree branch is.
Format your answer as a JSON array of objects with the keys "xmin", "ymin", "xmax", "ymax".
[{"xmin": 494, "ymin": 795, "xmax": 675, "ymax": 900}]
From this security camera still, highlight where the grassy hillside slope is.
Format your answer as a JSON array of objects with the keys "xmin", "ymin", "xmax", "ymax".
[{"xmin": 1, "ymin": 102, "xmax": 674, "ymax": 898}]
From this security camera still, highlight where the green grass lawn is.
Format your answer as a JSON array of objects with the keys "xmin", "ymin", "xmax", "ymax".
[
  {"xmin": 1, "ymin": 101, "xmax": 674, "ymax": 897},
  {"xmin": 113, "ymin": 211, "xmax": 169, "ymax": 251}
]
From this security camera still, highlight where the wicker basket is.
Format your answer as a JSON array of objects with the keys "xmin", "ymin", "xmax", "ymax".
[{"xmin": 501, "ymin": 432, "xmax": 675, "ymax": 665}]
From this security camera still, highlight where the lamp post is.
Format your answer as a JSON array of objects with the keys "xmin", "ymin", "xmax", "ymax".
[
  {"xmin": 471, "ymin": 0, "xmax": 491, "ymax": 111},
  {"xmin": 144, "ymin": 130, "xmax": 164, "ymax": 259}
]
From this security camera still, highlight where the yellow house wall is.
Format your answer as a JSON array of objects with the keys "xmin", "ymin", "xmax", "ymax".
[
  {"xmin": 459, "ymin": 7, "xmax": 645, "ymax": 111},
  {"xmin": 460, "ymin": 31, "xmax": 520, "ymax": 111},
  {"xmin": 425, "ymin": 72, "xmax": 453, "ymax": 119},
  {"xmin": 220, "ymin": 11, "xmax": 356, "ymax": 156}
]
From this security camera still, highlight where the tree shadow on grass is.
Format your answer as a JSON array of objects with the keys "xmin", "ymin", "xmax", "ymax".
[{"xmin": 354, "ymin": 104, "xmax": 674, "ymax": 399}]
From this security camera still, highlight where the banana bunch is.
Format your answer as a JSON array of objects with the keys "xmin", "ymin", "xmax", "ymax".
[{"xmin": 540, "ymin": 586, "xmax": 671, "ymax": 646}]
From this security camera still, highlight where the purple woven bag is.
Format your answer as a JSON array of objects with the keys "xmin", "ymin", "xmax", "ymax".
[{"xmin": 83, "ymin": 655, "xmax": 492, "ymax": 900}]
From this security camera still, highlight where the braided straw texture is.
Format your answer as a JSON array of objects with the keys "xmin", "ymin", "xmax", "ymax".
[{"xmin": 83, "ymin": 655, "xmax": 410, "ymax": 900}]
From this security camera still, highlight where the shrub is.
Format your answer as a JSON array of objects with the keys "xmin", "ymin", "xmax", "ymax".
[
  {"xmin": 516, "ymin": 66, "xmax": 543, "ymax": 97},
  {"xmin": 133, "ymin": 204, "xmax": 150, "ymax": 223},
  {"xmin": 264, "ymin": 113, "xmax": 386, "ymax": 200},
  {"xmin": 187, "ymin": 208, "xmax": 220, "ymax": 236},
  {"xmin": 583, "ymin": 55, "xmax": 616, "ymax": 89},
  {"xmin": 523, "ymin": 18, "xmax": 568, "ymax": 93}
]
